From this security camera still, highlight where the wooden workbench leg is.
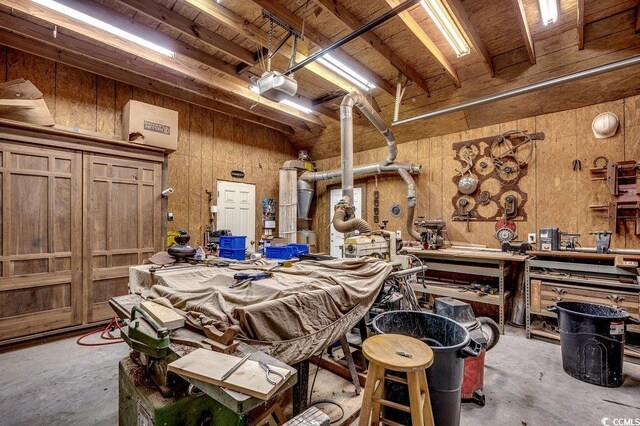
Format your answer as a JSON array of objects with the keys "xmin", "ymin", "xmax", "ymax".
[
  {"xmin": 340, "ymin": 335, "xmax": 362, "ymax": 395},
  {"xmin": 292, "ymin": 360, "xmax": 309, "ymax": 415}
]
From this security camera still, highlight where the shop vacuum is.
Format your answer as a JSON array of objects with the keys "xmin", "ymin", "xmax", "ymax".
[{"xmin": 434, "ymin": 297, "xmax": 500, "ymax": 406}]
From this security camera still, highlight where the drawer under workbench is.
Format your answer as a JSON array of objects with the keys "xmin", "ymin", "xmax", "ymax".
[{"xmin": 530, "ymin": 279, "xmax": 640, "ymax": 320}]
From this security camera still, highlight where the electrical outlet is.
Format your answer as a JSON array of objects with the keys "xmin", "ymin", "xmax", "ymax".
[
  {"xmin": 528, "ymin": 233, "xmax": 536, "ymax": 244},
  {"xmin": 396, "ymin": 230, "xmax": 402, "ymax": 239}
]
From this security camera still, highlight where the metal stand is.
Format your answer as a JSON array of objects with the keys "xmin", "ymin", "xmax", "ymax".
[{"xmin": 292, "ymin": 360, "xmax": 309, "ymax": 415}]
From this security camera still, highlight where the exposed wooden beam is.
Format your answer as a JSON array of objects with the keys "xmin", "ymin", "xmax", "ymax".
[
  {"xmin": 0, "ymin": 0, "xmax": 324, "ymax": 129},
  {"xmin": 114, "ymin": 0, "xmax": 255, "ymax": 65},
  {"xmin": 310, "ymin": 0, "xmax": 430, "ymax": 96},
  {"xmin": 312, "ymin": 90, "xmax": 348, "ymax": 106},
  {"xmin": 383, "ymin": 0, "xmax": 461, "ymax": 87},
  {"xmin": 635, "ymin": 5, "xmax": 640, "ymax": 33},
  {"xmin": 443, "ymin": 0, "xmax": 494, "ymax": 77},
  {"xmin": 577, "ymin": 0, "xmax": 585, "ymax": 49},
  {"xmin": 181, "ymin": 0, "xmax": 384, "ymax": 96},
  {"xmin": 250, "ymin": 0, "xmax": 398, "ymax": 97},
  {"xmin": 513, "ymin": 0, "xmax": 536, "ymax": 64},
  {"xmin": 0, "ymin": 14, "xmax": 297, "ymax": 134}
]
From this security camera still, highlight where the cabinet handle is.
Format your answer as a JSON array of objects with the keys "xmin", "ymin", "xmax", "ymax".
[
  {"xmin": 551, "ymin": 288, "xmax": 567, "ymax": 295},
  {"xmin": 607, "ymin": 295, "xmax": 625, "ymax": 303},
  {"xmin": 552, "ymin": 296, "xmax": 563, "ymax": 302}
]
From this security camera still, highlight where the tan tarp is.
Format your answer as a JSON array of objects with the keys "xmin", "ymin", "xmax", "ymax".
[{"xmin": 129, "ymin": 258, "xmax": 392, "ymax": 364}]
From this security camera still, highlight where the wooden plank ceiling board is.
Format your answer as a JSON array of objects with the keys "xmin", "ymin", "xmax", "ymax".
[
  {"xmin": 0, "ymin": 0, "xmax": 324, "ymax": 129},
  {"xmin": 0, "ymin": 12, "xmax": 296, "ymax": 134}
]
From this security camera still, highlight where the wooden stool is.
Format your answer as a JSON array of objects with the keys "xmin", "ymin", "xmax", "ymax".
[{"xmin": 358, "ymin": 334, "xmax": 434, "ymax": 426}]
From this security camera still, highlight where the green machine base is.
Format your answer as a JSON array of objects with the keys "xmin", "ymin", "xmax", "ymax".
[{"xmin": 119, "ymin": 357, "xmax": 246, "ymax": 426}]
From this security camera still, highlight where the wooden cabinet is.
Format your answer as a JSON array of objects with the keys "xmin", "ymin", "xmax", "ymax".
[{"xmin": 0, "ymin": 122, "xmax": 164, "ymax": 344}]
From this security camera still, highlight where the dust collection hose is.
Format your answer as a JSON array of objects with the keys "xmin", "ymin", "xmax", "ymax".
[
  {"xmin": 397, "ymin": 168, "xmax": 421, "ymax": 241},
  {"xmin": 332, "ymin": 204, "xmax": 372, "ymax": 234}
]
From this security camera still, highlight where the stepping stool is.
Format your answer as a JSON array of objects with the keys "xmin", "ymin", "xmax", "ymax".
[{"xmin": 358, "ymin": 334, "xmax": 434, "ymax": 426}]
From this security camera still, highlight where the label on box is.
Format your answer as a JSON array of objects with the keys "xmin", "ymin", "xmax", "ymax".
[
  {"xmin": 610, "ymin": 321, "xmax": 624, "ymax": 335},
  {"xmin": 144, "ymin": 120, "xmax": 171, "ymax": 135}
]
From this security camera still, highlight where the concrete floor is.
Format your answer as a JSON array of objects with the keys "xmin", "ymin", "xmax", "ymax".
[{"xmin": 1, "ymin": 327, "xmax": 639, "ymax": 426}]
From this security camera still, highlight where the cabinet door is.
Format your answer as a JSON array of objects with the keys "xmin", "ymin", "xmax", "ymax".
[
  {"xmin": 0, "ymin": 142, "xmax": 82, "ymax": 341},
  {"xmin": 83, "ymin": 154, "xmax": 162, "ymax": 322}
]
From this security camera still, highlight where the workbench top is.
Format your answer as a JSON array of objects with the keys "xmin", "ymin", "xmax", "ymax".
[{"xmin": 406, "ymin": 247, "xmax": 529, "ymax": 262}]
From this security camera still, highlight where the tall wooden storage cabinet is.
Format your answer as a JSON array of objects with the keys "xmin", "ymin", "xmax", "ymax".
[{"xmin": 0, "ymin": 122, "xmax": 164, "ymax": 344}]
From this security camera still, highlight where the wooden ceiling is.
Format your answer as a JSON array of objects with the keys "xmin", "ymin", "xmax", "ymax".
[{"xmin": 0, "ymin": 0, "xmax": 639, "ymax": 158}]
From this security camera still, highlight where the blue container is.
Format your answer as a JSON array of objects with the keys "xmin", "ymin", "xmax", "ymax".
[
  {"xmin": 219, "ymin": 236, "xmax": 246, "ymax": 250},
  {"xmin": 219, "ymin": 248, "xmax": 246, "ymax": 261},
  {"xmin": 266, "ymin": 246, "xmax": 297, "ymax": 260},
  {"xmin": 287, "ymin": 243, "xmax": 309, "ymax": 255}
]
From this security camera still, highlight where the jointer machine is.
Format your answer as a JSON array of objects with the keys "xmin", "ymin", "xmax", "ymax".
[{"xmin": 110, "ymin": 294, "xmax": 297, "ymax": 426}]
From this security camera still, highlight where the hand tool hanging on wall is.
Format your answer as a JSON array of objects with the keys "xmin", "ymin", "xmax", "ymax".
[
  {"xmin": 458, "ymin": 199, "xmax": 471, "ymax": 232},
  {"xmin": 495, "ymin": 195, "xmax": 517, "ymax": 243}
]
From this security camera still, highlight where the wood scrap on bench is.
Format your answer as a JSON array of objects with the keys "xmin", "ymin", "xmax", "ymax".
[{"xmin": 140, "ymin": 300, "xmax": 185, "ymax": 330}]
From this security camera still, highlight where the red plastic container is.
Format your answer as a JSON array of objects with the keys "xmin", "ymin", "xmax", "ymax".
[{"xmin": 462, "ymin": 348, "xmax": 486, "ymax": 405}]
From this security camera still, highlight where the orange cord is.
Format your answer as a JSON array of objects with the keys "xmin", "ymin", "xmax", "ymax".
[{"xmin": 76, "ymin": 316, "xmax": 124, "ymax": 347}]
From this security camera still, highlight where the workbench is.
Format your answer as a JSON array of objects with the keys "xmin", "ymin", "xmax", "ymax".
[
  {"xmin": 525, "ymin": 250, "xmax": 640, "ymax": 361},
  {"xmin": 110, "ymin": 294, "xmax": 298, "ymax": 424},
  {"xmin": 405, "ymin": 248, "xmax": 528, "ymax": 333}
]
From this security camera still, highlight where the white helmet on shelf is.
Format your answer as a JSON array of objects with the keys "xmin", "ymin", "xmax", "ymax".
[{"xmin": 592, "ymin": 112, "xmax": 619, "ymax": 139}]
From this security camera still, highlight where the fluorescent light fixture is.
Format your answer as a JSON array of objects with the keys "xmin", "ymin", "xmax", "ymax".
[
  {"xmin": 280, "ymin": 99, "xmax": 313, "ymax": 114},
  {"xmin": 31, "ymin": 0, "xmax": 175, "ymax": 57},
  {"xmin": 317, "ymin": 54, "xmax": 376, "ymax": 91},
  {"xmin": 420, "ymin": 0, "xmax": 470, "ymax": 58},
  {"xmin": 538, "ymin": 0, "xmax": 558, "ymax": 25}
]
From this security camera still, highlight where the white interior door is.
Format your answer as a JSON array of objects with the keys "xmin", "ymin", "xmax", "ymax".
[
  {"xmin": 329, "ymin": 187, "xmax": 363, "ymax": 258},
  {"xmin": 217, "ymin": 180, "xmax": 256, "ymax": 250}
]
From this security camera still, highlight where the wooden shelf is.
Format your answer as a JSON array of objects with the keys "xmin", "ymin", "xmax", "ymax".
[{"xmin": 411, "ymin": 281, "xmax": 509, "ymax": 306}]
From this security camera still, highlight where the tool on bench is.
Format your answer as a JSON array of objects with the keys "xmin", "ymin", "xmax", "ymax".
[
  {"xmin": 590, "ymin": 230, "xmax": 612, "ymax": 253},
  {"xmin": 230, "ymin": 271, "xmax": 272, "ymax": 289},
  {"xmin": 221, "ymin": 353, "xmax": 252, "ymax": 381},
  {"xmin": 120, "ymin": 305, "xmax": 170, "ymax": 359},
  {"xmin": 259, "ymin": 361, "xmax": 287, "ymax": 385}
]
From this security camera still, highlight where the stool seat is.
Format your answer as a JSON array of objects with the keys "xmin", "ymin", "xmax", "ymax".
[
  {"xmin": 359, "ymin": 334, "xmax": 434, "ymax": 426},
  {"xmin": 362, "ymin": 333, "xmax": 433, "ymax": 372}
]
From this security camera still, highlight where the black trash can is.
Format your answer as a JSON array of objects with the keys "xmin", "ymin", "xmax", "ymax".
[
  {"xmin": 372, "ymin": 310, "xmax": 480, "ymax": 426},
  {"xmin": 548, "ymin": 301, "xmax": 640, "ymax": 387}
]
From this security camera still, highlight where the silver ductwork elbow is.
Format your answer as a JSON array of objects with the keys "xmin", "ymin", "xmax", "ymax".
[{"xmin": 397, "ymin": 168, "xmax": 422, "ymax": 241}]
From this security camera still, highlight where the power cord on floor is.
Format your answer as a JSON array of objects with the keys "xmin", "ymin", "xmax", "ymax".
[
  {"xmin": 76, "ymin": 316, "xmax": 124, "ymax": 347},
  {"xmin": 308, "ymin": 348, "xmax": 345, "ymax": 424}
]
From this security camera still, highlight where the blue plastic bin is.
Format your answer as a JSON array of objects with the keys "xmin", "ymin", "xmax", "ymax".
[
  {"xmin": 219, "ymin": 248, "xmax": 246, "ymax": 261},
  {"xmin": 266, "ymin": 246, "xmax": 297, "ymax": 260},
  {"xmin": 287, "ymin": 244, "xmax": 309, "ymax": 255},
  {"xmin": 219, "ymin": 236, "xmax": 246, "ymax": 250}
]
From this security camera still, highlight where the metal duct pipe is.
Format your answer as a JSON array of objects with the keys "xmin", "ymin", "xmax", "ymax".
[
  {"xmin": 397, "ymin": 168, "xmax": 421, "ymax": 241},
  {"xmin": 340, "ymin": 92, "xmax": 398, "ymax": 205},
  {"xmin": 393, "ymin": 54, "xmax": 640, "ymax": 126},
  {"xmin": 300, "ymin": 163, "xmax": 421, "ymax": 183}
]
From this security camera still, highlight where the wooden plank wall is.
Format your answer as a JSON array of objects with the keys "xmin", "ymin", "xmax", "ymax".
[
  {"xmin": 312, "ymin": 95, "xmax": 640, "ymax": 252},
  {"xmin": 0, "ymin": 46, "xmax": 296, "ymax": 248}
]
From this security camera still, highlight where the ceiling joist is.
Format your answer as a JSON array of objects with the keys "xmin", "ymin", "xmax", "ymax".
[
  {"xmin": 0, "ymin": 0, "xmax": 324, "ymax": 129},
  {"xmin": 310, "ymin": 0, "xmax": 431, "ymax": 96},
  {"xmin": 513, "ymin": 0, "xmax": 536, "ymax": 64},
  {"xmin": 181, "ymin": 0, "xmax": 392, "ymax": 96},
  {"xmin": 383, "ymin": 0, "xmax": 461, "ymax": 87},
  {"xmin": 577, "ymin": 0, "xmax": 585, "ymax": 49},
  {"xmin": 248, "ymin": 0, "xmax": 397, "ymax": 97},
  {"xmin": 0, "ymin": 14, "xmax": 296, "ymax": 134},
  {"xmin": 114, "ymin": 0, "xmax": 256, "ymax": 66},
  {"xmin": 444, "ymin": 0, "xmax": 494, "ymax": 77}
]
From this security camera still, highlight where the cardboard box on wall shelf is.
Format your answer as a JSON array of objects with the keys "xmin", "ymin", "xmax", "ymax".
[{"xmin": 122, "ymin": 100, "xmax": 178, "ymax": 151}]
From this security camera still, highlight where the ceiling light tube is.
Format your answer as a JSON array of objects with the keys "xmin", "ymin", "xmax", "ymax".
[
  {"xmin": 280, "ymin": 99, "xmax": 313, "ymax": 114},
  {"xmin": 317, "ymin": 54, "xmax": 376, "ymax": 91},
  {"xmin": 31, "ymin": 0, "xmax": 175, "ymax": 57},
  {"xmin": 420, "ymin": 0, "xmax": 470, "ymax": 57},
  {"xmin": 538, "ymin": 0, "xmax": 558, "ymax": 25}
]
